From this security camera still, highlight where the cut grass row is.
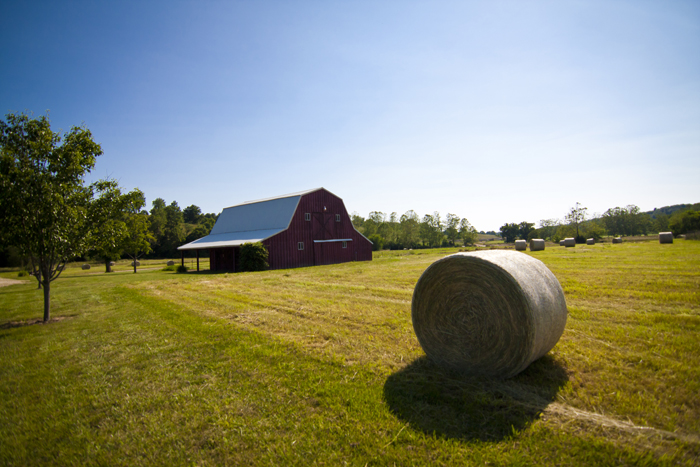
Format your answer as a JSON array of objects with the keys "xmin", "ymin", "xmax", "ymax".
[{"xmin": 1, "ymin": 241, "xmax": 698, "ymax": 465}]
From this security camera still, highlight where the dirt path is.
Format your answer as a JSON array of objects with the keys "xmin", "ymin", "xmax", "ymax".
[{"xmin": 0, "ymin": 277, "xmax": 26, "ymax": 288}]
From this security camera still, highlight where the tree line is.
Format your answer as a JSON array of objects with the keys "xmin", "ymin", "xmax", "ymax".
[
  {"xmin": 499, "ymin": 202, "xmax": 700, "ymax": 243},
  {"xmin": 351, "ymin": 211, "xmax": 478, "ymax": 250}
]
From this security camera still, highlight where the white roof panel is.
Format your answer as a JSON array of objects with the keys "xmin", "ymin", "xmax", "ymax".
[{"xmin": 177, "ymin": 229, "xmax": 283, "ymax": 250}]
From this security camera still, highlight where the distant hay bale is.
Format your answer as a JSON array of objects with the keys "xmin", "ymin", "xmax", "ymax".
[
  {"xmin": 559, "ymin": 240, "xmax": 565, "ymax": 246},
  {"xmin": 131, "ymin": 261, "xmax": 141, "ymax": 267},
  {"xmin": 109, "ymin": 261, "xmax": 115, "ymax": 266},
  {"xmin": 411, "ymin": 250, "xmax": 568, "ymax": 378},
  {"xmin": 586, "ymin": 238, "xmax": 595, "ymax": 245},
  {"xmin": 167, "ymin": 260, "xmax": 175, "ymax": 266},
  {"xmin": 515, "ymin": 240, "xmax": 527, "ymax": 251},
  {"xmin": 613, "ymin": 237, "xmax": 622, "ymax": 244},
  {"xmin": 81, "ymin": 264, "xmax": 90, "ymax": 270},
  {"xmin": 529, "ymin": 239, "xmax": 545, "ymax": 251},
  {"xmin": 659, "ymin": 232, "xmax": 673, "ymax": 244},
  {"xmin": 564, "ymin": 238, "xmax": 575, "ymax": 247}
]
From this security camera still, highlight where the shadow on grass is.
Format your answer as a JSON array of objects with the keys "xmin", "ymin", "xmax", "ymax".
[{"xmin": 383, "ymin": 355, "xmax": 569, "ymax": 442}]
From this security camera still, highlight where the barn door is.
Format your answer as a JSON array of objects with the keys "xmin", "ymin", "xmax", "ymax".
[{"xmin": 312, "ymin": 211, "xmax": 335, "ymax": 240}]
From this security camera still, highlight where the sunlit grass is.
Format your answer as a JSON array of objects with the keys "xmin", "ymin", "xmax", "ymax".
[{"xmin": 1, "ymin": 240, "xmax": 698, "ymax": 465}]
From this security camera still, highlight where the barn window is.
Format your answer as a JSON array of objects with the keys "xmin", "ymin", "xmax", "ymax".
[
  {"xmin": 298, "ymin": 242, "xmax": 304, "ymax": 250},
  {"xmin": 342, "ymin": 241, "xmax": 347, "ymax": 248},
  {"xmin": 305, "ymin": 213, "xmax": 311, "ymax": 221},
  {"xmin": 335, "ymin": 214, "xmax": 341, "ymax": 222}
]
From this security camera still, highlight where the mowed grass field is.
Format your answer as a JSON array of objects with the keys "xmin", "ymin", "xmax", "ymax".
[{"xmin": 0, "ymin": 241, "xmax": 699, "ymax": 466}]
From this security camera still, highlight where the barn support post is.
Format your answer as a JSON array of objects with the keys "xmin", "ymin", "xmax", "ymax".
[
  {"xmin": 181, "ymin": 251, "xmax": 184, "ymax": 267},
  {"xmin": 196, "ymin": 250, "xmax": 200, "ymax": 272}
]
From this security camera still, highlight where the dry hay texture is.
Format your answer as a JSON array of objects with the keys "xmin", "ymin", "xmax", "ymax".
[
  {"xmin": 559, "ymin": 240, "xmax": 565, "ymax": 246},
  {"xmin": 529, "ymin": 239, "xmax": 545, "ymax": 251},
  {"xmin": 586, "ymin": 238, "xmax": 595, "ymax": 245},
  {"xmin": 412, "ymin": 250, "xmax": 568, "ymax": 379},
  {"xmin": 659, "ymin": 232, "xmax": 673, "ymax": 244},
  {"xmin": 515, "ymin": 240, "xmax": 527, "ymax": 251},
  {"xmin": 81, "ymin": 264, "xmax": 91, "ymax": 270},
  {"xmin": 563, "ymin": 237, "xmax": 576, "ymax": 247},
  {"xmin": 613, "ymin": 237, "xmax": 622, "ymax": 244},
  {"xmin": 131, "ymin": 261, "xmax": 141, "ymax": 266}
]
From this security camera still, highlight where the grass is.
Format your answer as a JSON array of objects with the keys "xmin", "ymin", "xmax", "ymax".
[{"xmin": 0, "ymin": 241, "xmax": 699, "ymax": 465}]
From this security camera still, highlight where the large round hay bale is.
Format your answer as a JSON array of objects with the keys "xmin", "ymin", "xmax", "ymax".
[
  {"xmin": 586, "ymin": 238, "xmax": 595, "ymax": 245},
  {"xmin": 167, "ymin": 260, "xmax": 175, "ymax": 266},
  {"xmin": 411, "ymin": 250, "xmax": 568, "ymax": 378},
  {"xmin": 109, "ymin": 261, "xmax": 115, "ymax": 266},
  {"xmin": 515, "ymin": 240, "xmax": 527, "ymax": 251},
  {"xmin": 612, "ymin": 237, "xmax": 622, "ymax": 244},
  {"xmin": 131, "ymin": 261, "xmax": 141, "ymax": 267},
  {"xmin": 564, "ymin": 237, "xmax": 575, "ymax": 247},
  {"xmin": 659, "ymin": 232, "xmax": 673, "ymax": 244},
  {"xmin": 529, "ymin": 239, "xmax": 545, "ymax": 251},
  {"xmin": 81, "ymin": 264, "xmax": 91, "ymax": 270},
  {"xmin": 559, "ymin": 240, "xmax": 565, "ymax": 246}
]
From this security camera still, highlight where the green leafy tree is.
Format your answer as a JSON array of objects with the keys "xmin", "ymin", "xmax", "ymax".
[
  {"xmin": 185, "ymin": 217, "xmax": 215, "ymax": 244},
  {"xmin": 399, "ymin": 210, "xmax": 420, "ymax": 248},
  {"xmin": 499, "ymin": 223, "xmax": 519, "ymax": 243},
  {"xmin": 0, "ymin": 112, "xmax": 126, "ymax": 321},
  {"xmin": 445, "ymin": 213, "xmax": 460, "ymax": 246},
  {"xmin": 123, "ymin": 211, "xmax": 154, "ymax": 273},
  {"xmin": 239, "ymin": 242, "xmax": 269, "ymax": 272},
  {"xmin": 183, "ymin": 204, "xmax": 202, "ymax": 224},
  {"xmin": 518, "ymin": 222, "xmax": 535, "ymax": 241},
  {"xmin": 669, "ymin": 209, "xmax": 700, "ymax": 236},
  {"xmin": 565, "ymin": 202, "xmax": 588, "ymax": 241},
  {"xmin": 92, "ymin": 188, "xmax": 147, "ymax": 272},
  {"xmin": 162, "ymin": 201, "xmax": 185, "ymax": 257},
  {"xmin": 368, "ymin": 234, "xmax": 384, "ymax": 251},
  {"xmin": 458, "ymin": 218, "xmax": 478, "ymax": 245}
]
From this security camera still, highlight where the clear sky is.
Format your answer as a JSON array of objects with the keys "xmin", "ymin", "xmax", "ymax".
[{"xmin": 2, "ymin": 1, "xmax": 699, "ymax": 231}]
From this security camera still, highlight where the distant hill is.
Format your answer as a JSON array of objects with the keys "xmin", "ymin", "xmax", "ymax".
[{"xmin": 644, "ymin": 203, "xmax": 700, "ymax": 219}]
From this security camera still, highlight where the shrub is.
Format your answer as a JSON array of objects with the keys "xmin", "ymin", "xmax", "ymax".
[
  {"xmin": 240, "ymin": 242, "xmax": 269, "ymax": 272},
  {"xmin": 17, "ymin": 270, "xmax": 28, "ymax": 277},
  {"xmin": 368, "ymin": 234, "xmax": 384, "ymax": 251},
  {"xmin": 176, "ymin": 265, "xmax": 189, "ymax": 273},
  {"xmin": 162, "ymin": 265, "xmax": 177, "ymax": 271}
]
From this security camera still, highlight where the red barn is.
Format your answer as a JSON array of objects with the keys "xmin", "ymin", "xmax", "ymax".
[{"xmin": 178, "ymin": 188, "xmax": 373, "ymax": 271}]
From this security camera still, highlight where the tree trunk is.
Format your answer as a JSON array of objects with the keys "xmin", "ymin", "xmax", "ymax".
[
  {"xmin": 36, "ymin": 267, "xmax": 42, "ymax": 289},
  {"xmin": 105, "ymin": 258, "xmax": 112, "ymax": 273},
  {"xmin": 133, "ymin": 260, "xmax": 137, "ymax": 274},
  {"xmin": 42, "ymin": 274, "xmax": 50, "ymax": 322}
]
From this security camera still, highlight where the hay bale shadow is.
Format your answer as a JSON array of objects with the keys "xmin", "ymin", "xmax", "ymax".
[{"xmin": 383, "ymin": 355, "xmax": 569, "ymax": 442}]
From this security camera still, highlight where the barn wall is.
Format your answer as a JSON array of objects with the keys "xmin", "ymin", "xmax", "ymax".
[{"xmin": 263, "ymin": 189, "xmax": 372, "ymax": 270}]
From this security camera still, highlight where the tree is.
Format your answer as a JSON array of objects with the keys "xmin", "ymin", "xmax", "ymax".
[
  {"xmin": 445, "ymin": 213, "xmax": 460, "ymax": 246},
  {"xmin": 565, "ymin": 202, "xmax": 588, "ymax": 241},
  {"xmin": 537, "ymin": 218, "xmax": 560, "ymax": 240},
  {"xmin": 518, "ymin": 221, "xmax": 535, "ymax": 241},
  {"xmin": 162, "ymin": 201, "xmax": 185, "ymax": 256},
  {"xmin": 183, "ymin": 204, "xmax": 202, "ymax": 224},
  {"xmin": 123, "ymin": 210, "xmax": 154, "ymax": 273},
  {"xmin": 0, "ymin": 112, "xmax": 123, "ymax": 321},
  {"xmin": 500, "ymin": 223, "xmax": 520, "ymax": 243},
  {"xmin": 91, "ymin": 188, "xmax": 148, "ymax": 272},
  {"xmin": 399, "ymin": 210, "xmax": 420, "ymax": 248},
  {"xmin": 669, "ymin": 209, "xmax": 700, "ymax": 236},
  {"xmin": 458, "ymin": 218, "xmax": 478, "ymax": 245}
]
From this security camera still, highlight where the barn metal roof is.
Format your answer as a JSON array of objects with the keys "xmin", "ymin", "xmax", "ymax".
[{"xmin": 178, "ymin": 188, "xmax": 322, "ymax": 251}]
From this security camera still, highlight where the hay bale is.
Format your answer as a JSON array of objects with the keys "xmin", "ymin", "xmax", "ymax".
[
  {"xmin": 411, "ymin": 250, "xmax": 568, "ymax": 378},
  {"xmin": 515, "ymin": 240, "xmax": 527, "ymax": 251},
  {"xmin": 613, "ymin": 237, "xmax": 622, "ymax": 244},
  {"xmin": 559, "ymin": 240, "xmax": 565, "ymax": 246},
  {"xmin": 81, "ymin": 264, "xmax": 91, "ymax": 270},
  {"xmin": 586, "ymin": 238, "xmax": 595, "ymax": 245},
  {"xmin": 109, "ymin": 261, "xmax": 115, "ymax": 266},
  {"xmin": 529, "ymin": 239, "xmax": 545, "ymax": 251},
  {"xmin": 659, "ymin": 232, "xmax": 673, "ymax": 244},
  {"xmin": 564, "ymin": 237, "xmax": 575, "ymax": 247},
  {"xmin": 131, "ymin": 261, "xmax": 141, "ymax": 267},
  {"xmin": 167, "ymin": 260, "xmax": 175, "ymax": 266}
]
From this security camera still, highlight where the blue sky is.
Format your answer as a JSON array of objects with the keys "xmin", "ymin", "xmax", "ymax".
[{"xmin": 2, "ymin": 1, "xmax": 698, "ymax": 231}]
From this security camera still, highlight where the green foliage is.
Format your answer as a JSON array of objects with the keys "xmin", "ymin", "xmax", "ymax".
[
  {"xmin": 499, "ymin": 223, "xmax": 520, "ymax": 243},
  {"xmin": 518, "ymin": 221, "xmax": 535, "ymax": 240},
  {"xmin": 669, "ymin": 209, "xmax": 700, "ymax": 236},
  {"xmin": 368, "ymin": 234, "xmax": 384, "ymax": 251},
  {"xmin": 0, "ymin": 112, "xmax": 121, "ymax": 320},
  {"xmin": 564, "ymin": 202, "xmax": 587, "ymax": 238},
  {"xmin": 176, "ymin": 264, "xmax": 189, "ymax": 273},
  {"xmin": 183, "ymin": 204, "xmax": 202, "ymax": 224},
  {"xmin": 184, "ymin": 217, "xmax": 215, "ymax": 244},
  {"xmin": 17, "ymin": 270, "xmax": 28, "ymax": 277},
  {"xmin": 239, "ymin": 242, "xmax": 269, "ymax": 272},
  {"xmin": 602, "ymin": 205, "xmax": 650, "ymax": 236},
  {"xmin": 458, "ymin": 218, "xmax": 478, "ymax": 245}
]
